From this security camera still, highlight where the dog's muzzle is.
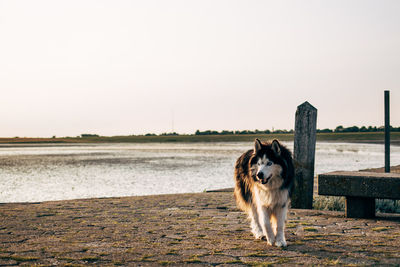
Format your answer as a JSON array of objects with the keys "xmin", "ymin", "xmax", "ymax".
[{"xmin": 257, "ymin": 172, "xmax": 272, "ymax": 184}]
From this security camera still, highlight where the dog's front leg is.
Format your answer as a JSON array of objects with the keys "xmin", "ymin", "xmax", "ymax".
[
  {"xmin": 249, "ymin": 206, "xmax": 264, "ymax": 239},
  {"xmin": 258, "ymin": 206, "xmax": 275, "ymax": 245},
  {"xmin": 274, "ymin": 204, "xmax": 288, "ymax": 247}
]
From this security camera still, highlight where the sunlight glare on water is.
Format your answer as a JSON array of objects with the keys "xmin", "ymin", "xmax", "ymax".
[{"xmin": 0, "ymin": 142, "xmax": 399, "ymax": 203}]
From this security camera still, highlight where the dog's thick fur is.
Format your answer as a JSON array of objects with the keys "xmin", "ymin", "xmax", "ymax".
[{"xmin": 234, "ymin": 139, "xmax": 294, "ymax": 247}]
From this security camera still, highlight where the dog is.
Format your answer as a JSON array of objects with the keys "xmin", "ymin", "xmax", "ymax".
[{"xmin": 234, "ymin": 139, "xmax": 294, "ymax": 247}]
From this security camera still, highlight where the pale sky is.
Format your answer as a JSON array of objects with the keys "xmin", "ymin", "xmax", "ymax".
[{"xmin": 0, "ymin": 0, "xmax": 399, "ymax": 137}]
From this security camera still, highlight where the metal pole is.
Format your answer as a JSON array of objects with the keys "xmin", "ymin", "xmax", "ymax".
[{"xmin": 385, "ymin": 90, "xmax": 390, "ymax": 173}]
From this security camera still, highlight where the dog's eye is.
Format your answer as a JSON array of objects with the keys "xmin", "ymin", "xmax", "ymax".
[{"xmin": 267, "ymin": 161, "xmax": 272, "ymax": 166}]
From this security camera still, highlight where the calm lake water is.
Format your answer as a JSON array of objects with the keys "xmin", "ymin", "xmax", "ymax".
[{"xmin": 1, "ymin": 142, "xmax": 400, "ymax": 203}]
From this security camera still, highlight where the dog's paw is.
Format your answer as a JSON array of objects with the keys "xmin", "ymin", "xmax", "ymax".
[
  {"xmin": 253, "ymin": 233, "xmax": 265, "ymax": 240},
  {"xmin": 275, "ymin": 238, "xmax": 287, "ymax": 247},
  {"xmin": 252, "ymin": 229, "xmax": 264, "ymax": 240},
  {"xmin": 266, "ymin": 236, "xmax": 275, "ymax": 246}
]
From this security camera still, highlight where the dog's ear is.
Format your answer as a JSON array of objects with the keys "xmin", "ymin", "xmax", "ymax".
[
  {"xmin": 254, "ymin": 139, "xmax": 262, "ymax": 153},
  {"xmin": 271, "ymin": 139, "xmax": 281, "ymax": 155}
]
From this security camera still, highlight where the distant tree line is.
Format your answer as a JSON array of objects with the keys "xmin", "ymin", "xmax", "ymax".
[
  {"xmin": 191, "ymin": 125, "xmax": 400, "ymax": 136},
  {"xmin": 81, "ymin": 134, "xmax": 100, "ymax": 138},
  {"xmin": 145, "ymin": 132, "xmax": 179, "ymax": 136},
  {"xmin": 137, "ymin": 125, "xmax": 400, "ymax": 137},
  {"xmin": 326, "ymin": 125, "xmax": 400, "ymax": 133},
  {"xmin": 194, "ymin": 129, "xmax": 294, "ymax": 135},
  {"xmin": 78, "ymin": 125, "xmax": 400, "ymax": 138}
]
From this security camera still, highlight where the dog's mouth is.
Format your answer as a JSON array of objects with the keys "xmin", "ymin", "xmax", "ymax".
[{"xmin": 259, "ymin": 174, "xmax": 272, "ymax": 184}]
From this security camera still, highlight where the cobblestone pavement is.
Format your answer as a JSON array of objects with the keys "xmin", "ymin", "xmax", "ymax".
[{"xmin": 0, "ymin": 191, "xmax": 399, "ymax": 266}]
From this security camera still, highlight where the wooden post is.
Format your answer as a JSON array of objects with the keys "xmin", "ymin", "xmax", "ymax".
[
  {"xmin": 385, "ymin": 90, "xmax": 390, "ymax": 173},
  {"xmin": 292, "ymin": 101, "xmax": 317, "ymax": 209},
  {"xmin": 346, "ymin": 196, "xmax": 375, "ymax": 218}
]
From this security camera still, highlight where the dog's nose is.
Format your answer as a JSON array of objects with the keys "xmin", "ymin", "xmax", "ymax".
[{"xmin": 257, "ymin": 172, "xmax": 264, "ymax": 179}]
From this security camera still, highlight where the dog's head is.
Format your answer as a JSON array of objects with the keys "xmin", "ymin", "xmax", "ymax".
[{"xmin": 250, "ymin": 139, "xmax": 285, "ymax": 189}]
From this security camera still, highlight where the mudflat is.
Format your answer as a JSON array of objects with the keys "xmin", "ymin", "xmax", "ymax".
[{"xmin": 0, "ymin": 191, "xmax": 399, "ymax": 266}]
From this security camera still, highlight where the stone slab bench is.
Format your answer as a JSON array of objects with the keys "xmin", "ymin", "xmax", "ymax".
[{"xmin": 318, "ymin": 171, "xmax": 400, "ymax": 218}]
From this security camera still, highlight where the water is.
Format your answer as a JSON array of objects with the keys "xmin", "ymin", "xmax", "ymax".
[{"xmin": 1, "ymin": 142, "xmax": 399, "ymax": 203}]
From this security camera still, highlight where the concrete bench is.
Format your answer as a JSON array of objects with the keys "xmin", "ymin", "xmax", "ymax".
[{"xmin": 318, "ymin": 171, "xmax": 400, "ymax": 218}]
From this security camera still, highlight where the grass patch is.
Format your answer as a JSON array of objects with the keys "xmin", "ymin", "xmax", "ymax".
[
  {"xmin": 376, "ymin": 199, "xmax": 400, "ymax": 213},
  {"xmin": 246, "ymin": 252, "xmax": 273, "ymax": 257},
  {"xmin": 225, "ymin": 259, "xmax": 244, "ymax": 264},
  {"xmin": 324, "ymin": 257, "xmax": 341, "ymax": 265},
  {"xmin": 159, "ymin": 260, "xmax": 175, "ymax": 265},
  {"xmin": 371, "ymin": 227, "xmax": 392, "ymax": 232},
  {"xmin": 37, "ymin": 213, "xmax": 57, "ymax": 217},
  {"xmin": 313, "ymin": 196, "xmax": 345, "ymax": 211},
  {"xmin": 246, "ymin": 261, "xmax": 275, "ymax": 266},
  {"xmin": 184, "ymin": 255, "xmax": 202, "ymax": 263},
  {"xmin": 314, "ymin": 192, "xmax": 400, "ymax": 214},
  {"xmin": 286, "ymin": 223, "xmax": 297, "ymax": 228},
  {"xmin": 1, "ymin": 255, "xmax": 39, "ymax": 262},
  {"xmin": 277, "ymin": 257, "xmax": 291, "ymax": 264},
  {"xmin": 293, "ymin": 240, "xmax": 305, "ymax": 245},
  {"xmin": 137, "ymin": 254, "xmax": 155, "ymax": 262},
  {"xmin": 326, "ymin": 233, "xmax": 342, "ymax": 237},
  {"xmin": 304, "ymin": 227, "xmax": 318, "ymax": 232},
  {"xmin": 166, "ymin": 249, "xmax": 179, "ymax": 255}
]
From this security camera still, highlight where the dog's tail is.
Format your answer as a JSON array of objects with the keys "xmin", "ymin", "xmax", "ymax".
[{"xmin": 234, "ymin": 150, "xmax": 253, "ymax": 212}]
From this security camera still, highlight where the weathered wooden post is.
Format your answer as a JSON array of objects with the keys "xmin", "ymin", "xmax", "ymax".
[
  {"xmin": 385, "ymin": 90, "xmax": 390, "ymax": 173},
  {"xmin": 292, "ymin": 101, "xmax": 317, "ymax": 209}
]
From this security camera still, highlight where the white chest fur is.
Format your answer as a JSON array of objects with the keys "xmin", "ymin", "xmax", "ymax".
[{"xmin": 253, "ymin": 184, "xmax": 289, "ymax": 210}]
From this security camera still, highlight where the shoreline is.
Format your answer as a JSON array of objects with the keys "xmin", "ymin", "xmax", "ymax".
[
  {"xmin": 2, "ymin": 163, "xmax": 399, "ymax": 205},
  {"xmin": 1, "ymin": 163, "xmax": 399, "ymax": 205}
]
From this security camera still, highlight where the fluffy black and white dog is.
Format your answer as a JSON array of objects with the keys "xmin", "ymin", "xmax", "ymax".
[{"xmin": 234, "ymin": 139, "xmax": 294, "ymax": 247}]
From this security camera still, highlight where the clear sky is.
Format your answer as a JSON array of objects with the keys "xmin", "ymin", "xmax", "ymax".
[{"xmin": 1, "ymin": 0, "xmax": 399, "ymax": 137}]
